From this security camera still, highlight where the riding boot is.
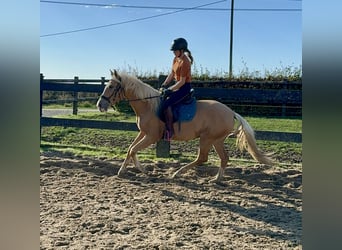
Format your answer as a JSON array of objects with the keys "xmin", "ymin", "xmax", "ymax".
[{"xmin": 164, "ymin": 106, "xmax": 174, "ymax": 141}]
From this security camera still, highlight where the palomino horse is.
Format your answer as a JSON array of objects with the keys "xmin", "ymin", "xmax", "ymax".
[{"xmin": 97, "ymin": 70, "xmax": 272, "ymax": 182}]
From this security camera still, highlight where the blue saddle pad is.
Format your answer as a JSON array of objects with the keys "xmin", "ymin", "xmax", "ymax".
[
  {"xmin": 173, "ymin": 97, "xmax": 196, "ymax": 122},
  {"xmin": 157, "ymin": 97, "xmax": 196, "ymax": 123}
]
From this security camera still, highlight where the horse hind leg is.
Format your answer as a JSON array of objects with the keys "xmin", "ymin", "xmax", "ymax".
[
  {"xmin": 211, "ymin": 139, "xmax": 229, "ymax": 183},
  {"xmin": 172, "ymin": 137, "xmax": 212, "ymax": 179}
]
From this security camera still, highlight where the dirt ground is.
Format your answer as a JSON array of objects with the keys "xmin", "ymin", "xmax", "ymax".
[{"xmin": 40, "ymin": 151, "xmax": 301, "ymax": 249}]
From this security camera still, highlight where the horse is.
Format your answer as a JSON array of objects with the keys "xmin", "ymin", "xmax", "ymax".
[{"xmin": 96, "ymin": 69, "xmax": 273, "ymax": 182}]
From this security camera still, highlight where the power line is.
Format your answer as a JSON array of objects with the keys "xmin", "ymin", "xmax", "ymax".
[
  {"xmin": 41, "ymin": 0, "xmax": 301, "ymax": 38},
  {"xmin": 41, "ymin": 0, "xmax": 228, "ymax": 37},
  {"xmin": 40, "ymin": 0, "xmax": 302, "ymax": 12}
]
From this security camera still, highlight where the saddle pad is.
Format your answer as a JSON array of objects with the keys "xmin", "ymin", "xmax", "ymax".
[{"xmin": 173, "ymin": 97, "xmax": 196, "ymax": 122}]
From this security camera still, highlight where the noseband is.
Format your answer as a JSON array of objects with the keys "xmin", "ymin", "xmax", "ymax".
[
  {"xmin": 100, "ymin": 94, "xmax": 112, "ymax": 103},
  {"xmin": 100, "ymin": 81, "xmax": 122, "ymax": 105}
]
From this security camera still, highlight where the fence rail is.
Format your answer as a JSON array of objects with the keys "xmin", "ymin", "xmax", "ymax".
[{"xmin": 40, "ymin": 73, "xmax": 302, "ymax": 156}]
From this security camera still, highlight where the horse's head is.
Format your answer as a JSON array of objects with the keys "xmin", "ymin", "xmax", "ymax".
[{"xmin": 97, "ymin": 69, "xmax": 124, "ymax": 112}]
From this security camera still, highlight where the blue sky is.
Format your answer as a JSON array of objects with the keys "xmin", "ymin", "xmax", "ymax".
[{"xmin": 40, "ymin": 0, "xmax": 302, "ymax": 79}]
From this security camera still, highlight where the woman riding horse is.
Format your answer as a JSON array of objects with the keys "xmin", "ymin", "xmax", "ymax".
[
  {"xmin": 160, "ymin": 38, "xmax": 194, "ymax": 141},
  {"xmin": 97, "ymin": 70, "xmax": 273, "ymax": 182}
]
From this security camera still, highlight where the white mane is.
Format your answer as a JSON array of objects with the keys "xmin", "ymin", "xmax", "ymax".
[{"xmin": 119, "ymin": 73, "xmax": 161, "ymax": 112}]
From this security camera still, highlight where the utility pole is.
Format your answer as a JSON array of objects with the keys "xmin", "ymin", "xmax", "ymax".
[{"xmin": 229, "ymin": 0, "xmax": 234, "ymax": 79}]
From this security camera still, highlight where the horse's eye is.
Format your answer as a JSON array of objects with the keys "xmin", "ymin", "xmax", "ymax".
[{"xmin": 109, "ymin": 85, "xmax": 113, "ymax": 89}]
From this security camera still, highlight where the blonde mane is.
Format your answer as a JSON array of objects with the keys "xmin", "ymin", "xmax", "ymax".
[{"xmin": 120, "ymin": 73, "xmax": 161, "ymax": 113}]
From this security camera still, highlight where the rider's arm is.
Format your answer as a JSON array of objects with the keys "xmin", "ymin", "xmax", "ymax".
[
  {"xmin": 169, "ymin": 76, "xmax": 186, "ymax": 91},
  {"xmin": 162, "ymin": 72, "xmax": 174, "ymax": 87}
]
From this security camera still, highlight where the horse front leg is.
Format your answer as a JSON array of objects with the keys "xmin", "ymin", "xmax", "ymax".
[
  {"xmin": 118, "ymin": 134, "xmax": 155, "ymax": 176},
  {"xmin": 118, "ymin": 131, "xmax": 145, "ymax": 176}
]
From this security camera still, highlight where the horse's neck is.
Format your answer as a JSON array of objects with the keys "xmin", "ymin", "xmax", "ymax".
[
  {"xmin": 130, "ymin": 101, "xmax": 151, "ymax": 117},
  {"xmin": 125, "ymin": 90, "xmax": 152, "ymax": 117}
]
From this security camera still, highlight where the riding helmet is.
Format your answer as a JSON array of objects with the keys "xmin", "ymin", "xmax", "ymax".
[{"xmin": 170, "ymin": 38, "xmax": 188, "ymax": 51}]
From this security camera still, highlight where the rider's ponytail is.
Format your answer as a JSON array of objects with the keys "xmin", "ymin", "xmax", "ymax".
[{"xmin": 185, "ymin": 49, "xmax": 194, "ymax": 64}]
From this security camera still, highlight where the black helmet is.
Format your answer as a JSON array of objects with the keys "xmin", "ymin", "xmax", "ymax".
[{"xmin": 170, "ymin": 38, "xmax": 188, "ymax": 51}]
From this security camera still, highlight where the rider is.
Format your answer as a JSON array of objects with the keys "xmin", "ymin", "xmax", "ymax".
[{"xmin": 160, "ymin": 37, "xmax": 194, "ymax": 141}]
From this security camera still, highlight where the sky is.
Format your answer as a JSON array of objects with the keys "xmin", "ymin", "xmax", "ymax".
[{"xmin": 40, "ymin": 0, "xmax": 302, "ymax": 79}]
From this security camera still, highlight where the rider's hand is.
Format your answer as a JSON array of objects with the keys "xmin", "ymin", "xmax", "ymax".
[
  {"xmin": 159, "ymin": 87, "xmax": 172, "ymax": 98},
  {"xmin": 163, "ymin": 88, "xmax": 173, "ymax": 97}
]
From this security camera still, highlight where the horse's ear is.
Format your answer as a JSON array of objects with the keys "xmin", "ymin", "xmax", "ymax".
[
  {"xmin": 110, "ymin": 69, "xmax": 114, "ymax": 76},
  {"xmin": 113, "ymin": 69, "xmax": 121, "ymax": 82}
]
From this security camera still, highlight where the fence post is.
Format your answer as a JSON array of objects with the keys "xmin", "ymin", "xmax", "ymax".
[
  {"xmin": 101, "ymin": 76, "xmax": 106, "ymax": 86},
  {"xmin": 281, "ymin": 80, "xmax": 288, "ymax": 117},
  {"xmin": 73, "ymin": 76, "xmax": 79, "ymax": 115},
  {"xmin": 40, "ymin": 73, "xmax": 44, "ymax": 139},
  {"xmin": 156, "ymin": 75, "xmax": 170, "ymax": 158}
]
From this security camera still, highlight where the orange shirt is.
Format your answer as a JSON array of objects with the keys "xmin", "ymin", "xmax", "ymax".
[{"xmin": 172, "ymin": 54, "xmax": 192, "ymax": 82}]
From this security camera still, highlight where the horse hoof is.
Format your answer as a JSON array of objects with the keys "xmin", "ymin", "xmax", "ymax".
[
  {"xmin": 209, "ymin": 179, "xmax": 218, "ymax": 184},
  {"xmin": 209, "ymin": 176, "xmax": 221, "ymax": 184},
  {"xmin": 117, "ymin": 168, "xmax": 127, "ymax": 177}
]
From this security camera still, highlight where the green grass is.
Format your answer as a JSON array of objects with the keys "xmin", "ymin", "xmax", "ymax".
[
  {"xmin": 40, "ymin": 111, "xmax": 302, "ymax": 165},
  {"xmin": 245, "ymin": 117, "xmax": 301, "ymax": 132},
  {"xmin": 58, "ymin": 111, "xmax": 135, "ymax": 122},
  {"xmin": 40, "ymin": 127, "xmax": 172, "ymax": 162},
  {"xmin": 50, "ymin": 110, "xmax": 302, "ymax": 133}
]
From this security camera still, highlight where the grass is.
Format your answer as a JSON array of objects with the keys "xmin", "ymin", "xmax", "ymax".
[
  {"xmin": 244, "ymin": 117, "xmax": 301, "ymax": 132},
  {"xmin": 40, "ymin": 127, "xmax": 171, "ymax": 162},
  {"xmin": 40, "ymin": 110, "xmax": 302, "ymax": 166},
  {"xmin": 46, "ymin": 109, "xmax": 302, "ymax": 133}
]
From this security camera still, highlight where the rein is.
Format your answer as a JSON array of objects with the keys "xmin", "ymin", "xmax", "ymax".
[
  {"xmin": 124, "ymin": 95, "xmax": 161, "ymax": 102},
  {"xmin": 101, "ymin": 93, "xmax": 161, "ymax": 103},
  {"xmin": 100, "ymin": 84, "xmax": 161, "ymax": 110}
]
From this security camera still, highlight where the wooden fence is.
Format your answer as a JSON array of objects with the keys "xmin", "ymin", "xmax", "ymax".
[{"xmin": 40, "ymin": 74, "xmax": 302, "ymax": 157}]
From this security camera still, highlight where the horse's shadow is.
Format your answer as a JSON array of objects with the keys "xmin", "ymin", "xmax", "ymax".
[
  {"xmin": 110, "ymin": 162, "xmax": 301, "ymax": 246},
  {"xmin": 157, "ymin": 164, "xmax": 302, "ymax": 247}
]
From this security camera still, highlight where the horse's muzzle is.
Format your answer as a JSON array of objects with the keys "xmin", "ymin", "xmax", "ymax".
[{"xmin": 96, "ymin": 98, "xmax": 108, "ymax": 112}]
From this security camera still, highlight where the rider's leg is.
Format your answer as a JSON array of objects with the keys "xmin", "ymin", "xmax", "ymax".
[{"xmin": 164, "ymin": 106, "xmax": 174, "ymax": 141}]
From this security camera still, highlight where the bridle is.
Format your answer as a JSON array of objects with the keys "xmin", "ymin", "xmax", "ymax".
[{"xmin": 100, "ymin": 81, "xmax": 122, "ymax": 104}]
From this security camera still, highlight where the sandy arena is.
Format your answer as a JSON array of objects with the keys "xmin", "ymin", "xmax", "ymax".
[{"xmin": 40, "ymin": 151, "xmax": 301, "ymax": 249}]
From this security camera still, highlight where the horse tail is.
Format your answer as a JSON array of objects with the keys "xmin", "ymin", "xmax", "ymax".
[{"xmin": 233, "ymin": 112, "xmax": 273, "ymax": 165}]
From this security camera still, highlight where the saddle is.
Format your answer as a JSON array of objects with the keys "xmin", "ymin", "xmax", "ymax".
[{"xmin": 158, "ymin": 88, "xmax": 196, "ymax": 124}]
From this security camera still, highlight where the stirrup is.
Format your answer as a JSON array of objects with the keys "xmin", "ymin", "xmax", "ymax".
[{"xmin": 163, "ymin": 130, "xmax": 172, "ymax": 141}]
